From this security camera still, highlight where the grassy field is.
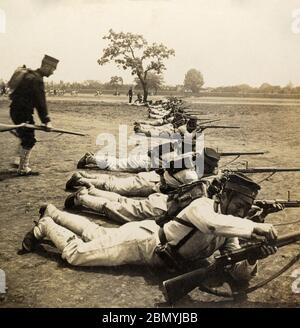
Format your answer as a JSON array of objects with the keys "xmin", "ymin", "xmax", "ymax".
[{"xmin": 0, "ymin": 95, "xmax": 300, "ymax": 307}]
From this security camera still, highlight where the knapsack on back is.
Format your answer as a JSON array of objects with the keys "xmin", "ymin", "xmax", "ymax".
[
  {"xmin": 155, "ymin": 180, "xmax": 209, "ymax": 227},
  {"xmin": 7, "ymin": 65, "xmax": 29, "ymax": 95}
]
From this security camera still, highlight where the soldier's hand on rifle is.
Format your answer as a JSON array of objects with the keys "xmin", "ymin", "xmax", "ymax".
[
  {"xmin": 246, "ymin": 205, "xmax": 264, "ymax": 222},
  {"xmin": 260, "ymin": 202, "xmax": 285, "ymax": 216},
  {"xmin": 257, "ymin": 245, "xmax": 278, "ymax": 259},
  {"xmin": 45, "ymin": 121, "xmax": 53, "ymax": 132},
  {"xmin": 248, "ymin": 245, "xmax": 278, "ymax": 263},
  {"xmin": 251, "ymin": 223, "xmax": 278, "ymax": 242}
]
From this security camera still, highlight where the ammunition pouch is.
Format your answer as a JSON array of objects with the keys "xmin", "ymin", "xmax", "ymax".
[
  {"xmin": 165, "ymin": 153, "xmax": 195, "ymax": 175},
  {"xmin": 166, "ymin": 181, "xmax": 208, "ymax": 218},
  {"xmin": 159, "ymin": 183, "xmax": 177, "ymax": 195},
  {"xmin": 155, "ymin": 242, "xmax": 184, "ymax": 272},
  {"xmin": 155, "ymin": 223, "xmax": 197, "ymax": 272},
  {"xmin": 155, "ymin": 181, "xmax": 207, "ymax": 226}
]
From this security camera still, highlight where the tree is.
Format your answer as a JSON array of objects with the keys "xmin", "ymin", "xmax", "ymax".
[
  {"xmin": 109, "ymin": 76, "xmax": 123, "ymax": 94},
  {"xmin": 259, "ymin": 83, "xmax": 273, "ymax": 93},
  {"xmin": 98, "ymin": 29, "xmax": 175, "ymax": 102},
  {"xmin": 183, "ymin": 69, "xmax": 204, "ymax": 93},
  {"xmin": 134, "ymin": 72, "xmax": 164, "ymax": 95}
]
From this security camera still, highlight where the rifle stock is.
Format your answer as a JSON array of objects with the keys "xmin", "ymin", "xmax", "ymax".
[
  {"xmin": 162, "ymin": 266, "xmax": 214, "ymax": 304},
  {"xmin": 25, "ymin": 124, "xmax": 86, "ymax": 136},
  {"xmin": 162, "ymin": 230, "xmax": 300, "ymax": 304},
  {"xmin": 0, "ymin": 123, "xmax": 25, "ymax": 132}
]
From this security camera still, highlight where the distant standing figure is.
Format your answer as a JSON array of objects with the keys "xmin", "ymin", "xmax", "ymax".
[{"xmin": 127, "ymin": 87, "xmax": 133, "ymax": 103}]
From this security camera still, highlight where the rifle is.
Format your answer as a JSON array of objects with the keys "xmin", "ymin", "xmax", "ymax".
[
  {"xmin": 254, "ymin": 191, "xmax": 300, "ymax": 208},
  {"xmin": 219, "ymin": 151, "xmax": 265, "ymax": 157},
  {"xmin": 226, "ymin": 167, "xmax": 300, "ymax": 174},
  {"xmin": 196, "ymin": 119, "xmax": 220, "ymax": 126},
  {"xmin": 162, "ymin": 230, "xmax": 300, "ymax": 304},
  {"xmin": 0, "ymin": 123, "xmax": 86, "ymax": 136},
  {"xmin": 196, "ymin": 125, "xmax": 240, "ymax": 132}
]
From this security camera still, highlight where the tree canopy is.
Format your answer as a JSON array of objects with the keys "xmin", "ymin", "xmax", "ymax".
[
  {"xmin": 134, "ymin": 72, "xmax": 164, "ymax": 95},
  {"xmin": 184, "ymin": 69, "xmax": 204, "ymax": 93},
  {"xmin": 98, "ymin": 29, "xmax": 175, "ymax": 101},
  {"xmin": 109, "ymin": 76, "xmax": 123, "ymax": 94}
]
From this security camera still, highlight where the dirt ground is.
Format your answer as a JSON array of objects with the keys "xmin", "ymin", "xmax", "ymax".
[{"xmin": 1, "ymin": 95, "xmax": 300, "ymax": 308}]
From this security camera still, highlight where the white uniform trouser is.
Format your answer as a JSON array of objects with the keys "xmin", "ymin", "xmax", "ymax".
[
  {"xmin": 137, "ymin": 124, "xmax": 174, "ymax": 137},
  {"xmin": 79, "ymin": 171, "xmax": 161, "ymax": 197},
  {"xmin": 149, "ymin": 112, "xmax": 166, "ymax": 119},
  {"xmin": 93, "ymin": 154, "xmax": 151, "ymax": 172},
  {"xmin": 137, "ymin": 118, "xmax": 165, "ymax": 126},
  {"xmin": 76, "ymin": 187, "xmax": 168, "ymax": 223},
  {"xmin": 39, "ymin": 205, "xmax": 162, "ymax": 267}
]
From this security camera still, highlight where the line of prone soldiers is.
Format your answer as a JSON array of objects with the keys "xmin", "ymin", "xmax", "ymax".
[{"xmin": 22, "ymin": 97, "xmax": 283, "ymax": 298}]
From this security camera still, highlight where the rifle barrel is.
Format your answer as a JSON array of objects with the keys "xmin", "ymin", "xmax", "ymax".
[
  {"xmin": 201, "ymin": 125, "xmax": 240, "ymax": 130},
  {"xmin": 231, "ymin": 167, "xmax": 300, "ymax": 174},
  {"xmin": 197, "ymin": 119, "xmax": 221, "ymax": 125},
  {"xmin": 254, "ymin": 199, "xmax": 300, "ymax": 208},
  {"xmin": 274, "ymin": 231, "xmax": 300, "ymax": 247},
  {"xmin": 219, "ymin": 151, "xmax": 265, "ymax": 157}
]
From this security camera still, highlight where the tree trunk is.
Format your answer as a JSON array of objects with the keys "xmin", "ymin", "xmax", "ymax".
[{"xmin": 142, "ymin": 83, "xmax": 148, "ymax": 102}]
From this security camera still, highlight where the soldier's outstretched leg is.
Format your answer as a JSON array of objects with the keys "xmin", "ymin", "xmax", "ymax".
[
  {"xmin": 41, "ymin": 204, "xmax": 108, "ymax": 241},
  {"xmin": 74, "ymin": 171, "xmax": 160, "ymax": 196},
  {"xmin": 64, "ymin": 187, "xmax": 112, "ymax": 213},
  {"xmin": 22, "ymin": 205, "xmax": 162, "ymax": 267},
  {"xmin": 65, "ymin": 187, "xmax": 167, "ymax": 223},
  {"xmin": 22, "ymin": 216, "xmax": 76, "ymax": 252},
  {"xmin": 66, "ymin": 170, "xmax": 160, "ymax": 196},
  {"xmin": 39, "ymin": 217, "xmax": 77, "ymax": 252}
]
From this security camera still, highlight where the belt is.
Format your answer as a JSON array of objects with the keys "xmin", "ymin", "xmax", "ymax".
[{"xmin": 158, "ymin": 227, "xmax": 167, "ymax": 245}]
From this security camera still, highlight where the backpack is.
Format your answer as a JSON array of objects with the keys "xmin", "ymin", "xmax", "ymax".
[
  {"xmin": 155, "ymin": 180, "xmax": 209, "ymax": 227},
  {"xmin": 7, "ymin": 65, "xmax": 29, "ymax": 94}
]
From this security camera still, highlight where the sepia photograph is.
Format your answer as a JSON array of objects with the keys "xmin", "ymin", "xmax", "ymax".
[{"xmin": 1, "ymin": 0, "xmax": 300, "ymax": 314}]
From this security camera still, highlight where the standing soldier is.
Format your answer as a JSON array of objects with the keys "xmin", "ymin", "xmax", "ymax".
[
  {"xmin": 127, "ymin": 87, "xmax": 133, "ymax": 104},
  {"xmin": 9, "ymin": 55, "xmax": 59, "ymax": 176}
]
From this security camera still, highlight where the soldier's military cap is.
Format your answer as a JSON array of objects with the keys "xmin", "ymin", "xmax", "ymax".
[
  {"xmin": 204, "ymin": 147, "xmax": 220, "ymax": 167},
  {"xmin": 42, "ymin": 55, "xmax": 59, "ymax": 68},
  {"xmin": 187, "ymin": 116, "xmax": 198, "ymax": 131},
  {"xmin": 188, "ymin": 115, "xmax": 197, "ymax": 122},
  {"xmin": 224, "ymin": 173, "xmax": 261, "ymax": 200}
]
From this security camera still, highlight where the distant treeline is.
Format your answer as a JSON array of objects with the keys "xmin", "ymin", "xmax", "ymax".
[{"xmin": 43, "ymin": 80, "xmax": 300, "ymax": 98}]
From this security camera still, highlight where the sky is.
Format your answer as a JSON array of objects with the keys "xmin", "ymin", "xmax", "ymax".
[{"xmin": 0, "ymin": 0, "xmax": 300, "ymax": 87}]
